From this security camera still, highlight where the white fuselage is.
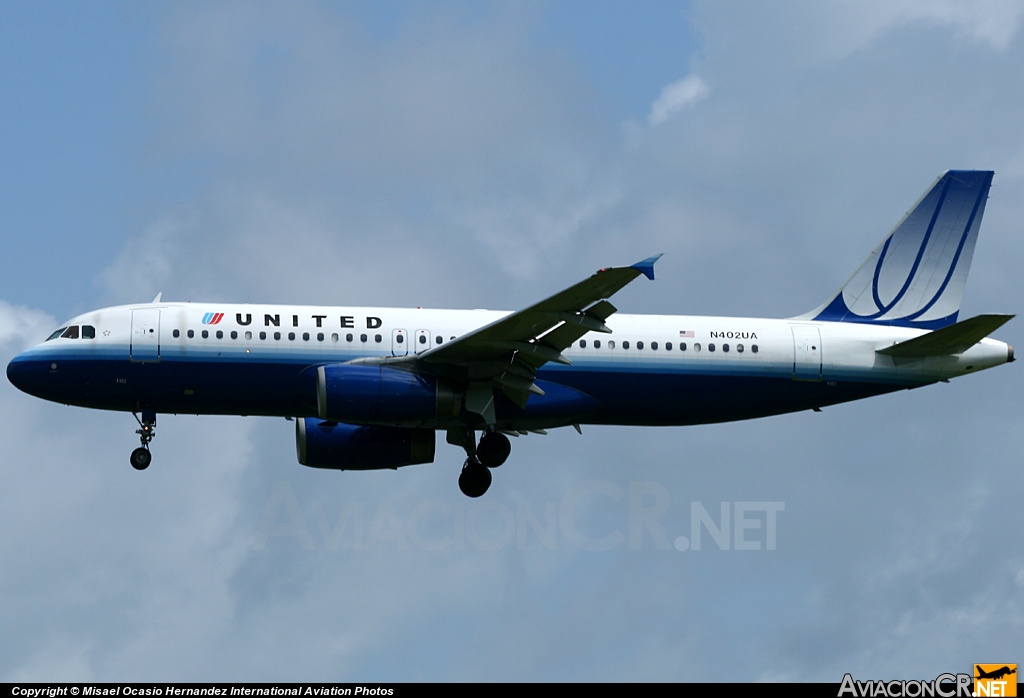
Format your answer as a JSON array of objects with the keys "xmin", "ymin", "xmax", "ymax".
[{"xmin": 7, "ymin": 302, "xmax": 1012, "ymax": 429}]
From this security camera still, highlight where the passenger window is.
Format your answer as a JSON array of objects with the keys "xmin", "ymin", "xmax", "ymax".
[
  {"xmin": 82, "ymin": 325, "xmax": 95, "ymax": 339},
  {"xmin": 608, "ymin": 340, "xmax": 615, "ymax": 349},
  {"xmin": 580, "ymin": 339, "xmax": 587, "ymax": 348},
  {"xmin": 61, "ymin": 326, "xmax": 80, "ymax": 339},
  {"xmin": 594, "ymin": 340, "xmax": 601, "ymax": 349},
  {"xmin": 173, "ymin": 329, "xmax": 180, "ymax": 338},
  {"xmin": 216, "ymin": 330, "xmax": 223, "ymax": 339},
  {"xmin": 651, "ymin": 341, "xmax": 658, "ymax": 350},
  {"xmin": 419, "ymin": 335, "xmax": 426, "ymax": 344},
  {"xmin": 752, "ymin": 344, "xmax": 759, "ymax": 353},
  {"xmin": 637, "ymin": 341, "xmax": 644, "ymax": 350},
  {"xmin": 708, "ymin": 343, "xmax": 715, "ymax": 352},
  {"xmin": 46, "ymin": 328, "xmax": 67, "ymax": 341},
  {"xmin": 396, "ymin": 334, "xmax": 404, "ymax": 344},
  {"xmin": 230, "ymin": 331, "xmax": 237, "ymax": 339},
  {"xmin": 360, "ymin": 334, "xmax": 367, "ymax": 343},
  {"xmin": 288, "ymin": 332, "xmax": 295, "ymax": 341},
  {"xmin": 188, "ymin": 330, "xmax": 195, "ymax": 339},
  {"xmin": 436, "ymin": 336, "xmax": 443, "ymax": 344},
  {"xmin": 317, "ymin": 333, "xmax": 324, "ymax": 341},
  {"xmin": 723, "ymin": 344, "xmax": 729, "ymax": 352},
  {"xmin": 302, "ymin": 332, "xmax": 310, "ymax": 341},
  {"xmin": 375, "ymin": 334, "xmax": 382, "ymax": 343},
  {"xmin": 450, "ymin": 336, "xmax": 456, "ymax": 341},
  {"xmin": 680, "ymin": 342, "xmax": 686, "ymax": 351},
  {"xmin": 202, "ymin": 330, "xmax": 209, "ymax": 339},
  {"xmin": 346, "ymin": 334, "xmax": 353, "ymax": 342},
  {"xmin": 245, "ymin": 331, "xmax": 252, "ymax": 340},
  {"xmin": 666, "ymin": 342, "xmax": 672, "ymax": 351},
  {"xmin": 737, "ymin": 344, "xmax": 744, "ymax": 353},
  {"xmin": 259, "ymin": 331, "xmax": 266, "ymax": 340},
  {"xmin": 694, "ymin": 343, "xmax": 701, "ymax": 352},
  {"xmin": 331, "ymin": 333, "xmax": 339, "ymax": 342},
  {"xmin": 623, "ymin": 341, "xmax": 630, "ymax": 349},
  {"xmin": 274, "ymin": 332, "xmax": 281, "ymax": 340}
]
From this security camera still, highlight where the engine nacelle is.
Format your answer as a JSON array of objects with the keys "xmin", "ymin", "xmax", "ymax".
[
  {"xmin": 296, "ymin": 418, "xmax": 435, "ymax": 470},
  {"xmin": 316, "ymin": 364, "xmax": 459, "ymax": 424}
]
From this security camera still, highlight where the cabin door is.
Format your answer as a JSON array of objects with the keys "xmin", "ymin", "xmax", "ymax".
[
  {"xmin": 130, "ymin": 309, "xmax": 161, "ymax": 362},
  {"xmin": 791, "ymin": 326, "xmax": 821, "ymax": 381}
]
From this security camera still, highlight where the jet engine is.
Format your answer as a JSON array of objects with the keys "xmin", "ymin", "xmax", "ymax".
[
  {"xmin": 316, "ymin": 364, "xmax": 459, "ymax": 424},
  {"xmin": 296, "ymin": 418, "xmax": 435, "ymax": 470}
]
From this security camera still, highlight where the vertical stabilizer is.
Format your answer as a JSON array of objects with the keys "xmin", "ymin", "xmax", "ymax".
[{"xmin": 803, "ymin": 170, "xmax": 993, "ymax": 329}]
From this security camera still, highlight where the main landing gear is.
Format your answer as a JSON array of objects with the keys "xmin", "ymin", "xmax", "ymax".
[
  {"xmin": 130, "ymin": 409, "xmax": 156, "ymax": 471},
  {"xmin": 455, "ymin": 430, "xmax": 511, "ymax": 498},
  {"xmin": 477, "ymin": 431, "xmax": 511, "ymax": 468},
  {"xmin": 459, "ymin": 459, "xmax": 491, "ymax": 498}
]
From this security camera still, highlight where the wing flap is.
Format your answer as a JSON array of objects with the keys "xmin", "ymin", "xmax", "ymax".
[{"xmin": 876, "ymin": 314, "xmax": 1013, "ymax": 357}]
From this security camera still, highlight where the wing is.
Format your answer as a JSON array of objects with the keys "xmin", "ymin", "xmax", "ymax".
[{"xmin": 356, "ymin": 255, "xmax": 662, "ymax": 423}]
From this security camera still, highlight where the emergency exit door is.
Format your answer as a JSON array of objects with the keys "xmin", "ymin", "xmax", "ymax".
[{"xmin": 392, "ymin": 328, "xmax": 408, "ymax": 356}]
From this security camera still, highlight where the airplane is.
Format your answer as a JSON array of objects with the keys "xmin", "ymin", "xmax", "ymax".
[
  {"xmin": 6, "ymin": 170, "xmax": 1014, "ymax": 497},
  {"xmin": 975, "ymin": 666, "xmax": 1016, "ymax": 681}
]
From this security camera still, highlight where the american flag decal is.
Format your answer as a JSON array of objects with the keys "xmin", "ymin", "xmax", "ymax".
[{"xmin": 679, "ymin": 330, "xmax": 694, "ymax": 338}]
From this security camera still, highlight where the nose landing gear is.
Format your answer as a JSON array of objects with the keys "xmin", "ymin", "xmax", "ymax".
[{"xmin": 131, "ymin": 410, "xmax": 156, "ymax": 471}]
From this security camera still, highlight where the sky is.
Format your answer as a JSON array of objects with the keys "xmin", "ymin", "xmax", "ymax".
[{"xmin": 1, "ymin": 0, "xmax": 1023, "ymax": 682}]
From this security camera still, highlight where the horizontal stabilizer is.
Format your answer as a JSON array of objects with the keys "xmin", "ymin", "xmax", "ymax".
[{"xmin": 876, "ymin": 314, "xmax": 1013, "ymax": 357}]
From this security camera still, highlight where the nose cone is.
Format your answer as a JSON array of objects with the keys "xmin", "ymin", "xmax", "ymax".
[{"xmin": 7, "ymin": 351, "xmax": 43, "ymax": 396}]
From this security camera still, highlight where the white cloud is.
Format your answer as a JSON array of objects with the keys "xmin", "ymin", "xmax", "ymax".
[
  {"xmin": 98, "ymin": 215, "xmax": 182, "ymax": 306},
  {"xmin": 0, "ymin": 302, "xmax": 55, "ymax": 351},
  {"xmin": 647, "ymin": 74, "xmax": 709, "ymax": 126},
  {"xmin": 849, "ymin": 0, "xmax": 1024, "ymax": 52},
  {"xmin": 5, "ymin": 0, "xmax": 1024, "ymax": 682}
]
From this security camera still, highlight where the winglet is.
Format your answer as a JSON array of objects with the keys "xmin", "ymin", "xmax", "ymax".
[
  {"xmin": 152, "ymin": 292, "xmax": 163, "ymax": 303},
  {"xmin": 631, "ymin": 254, "xmax": 663, "ymax": 281}
]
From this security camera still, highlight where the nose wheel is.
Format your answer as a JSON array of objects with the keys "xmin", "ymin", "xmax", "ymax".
[
  {"xmin": 131, "ymin": 410, "xmax": 156, "ymax": 471},
  {"xmin": 131, "ymin": 447, "xmax": 152, "ymax": 470}
]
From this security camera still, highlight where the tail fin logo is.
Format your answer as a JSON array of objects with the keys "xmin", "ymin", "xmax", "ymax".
[
  {"xmin": 808, "ymin": 171, "xmax": 993, "ymax": 330},
  {"xmin": 202, "ymin": 312, "xmax": 224, "ymax": 325}
]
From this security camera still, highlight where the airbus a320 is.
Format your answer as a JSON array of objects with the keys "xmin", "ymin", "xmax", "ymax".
[{"xmin": 7, "ymin": 171, "xmax": 1013, "ymax": 497}]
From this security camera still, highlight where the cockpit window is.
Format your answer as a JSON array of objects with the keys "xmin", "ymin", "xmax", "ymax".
[
  {"xmin": 47, "ymin": 328, "xmax": 68, "ymax": 341},
  {"xmin": 82, "ymin": 325, "xmax": 96, "ymax": 339},
  {"xmin": 61, "ymin": 326, "xmax": 80, "ymax": 339}
]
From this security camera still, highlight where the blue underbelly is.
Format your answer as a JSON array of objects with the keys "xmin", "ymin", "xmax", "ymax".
[{"xmin": 12, "ymin": 353, "xmax": 906, "ymax": 426}]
